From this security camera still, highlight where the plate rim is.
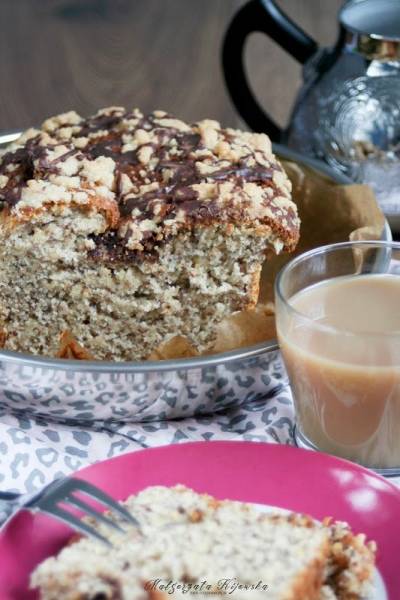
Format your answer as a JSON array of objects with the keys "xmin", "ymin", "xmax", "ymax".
[{"xmin": 1, "ymin": 441, "xmax": 399, "ymax": 598}]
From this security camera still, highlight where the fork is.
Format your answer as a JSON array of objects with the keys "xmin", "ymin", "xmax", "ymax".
[{"xmin": 23, "ymin": 477, "xmax": 140, "ymax": 546}]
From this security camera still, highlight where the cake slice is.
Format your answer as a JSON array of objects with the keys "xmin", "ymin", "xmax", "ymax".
[
  {"xmin": 30, "ymin": 485, "xmax": 376, "ymax": 600},
  {"xmin": 30, "ymin": 485, "xmax": 328, "ymax": 600},
  {"xmin": 0, "ymin": 107, "xmax": 299, "ymax": 360}
]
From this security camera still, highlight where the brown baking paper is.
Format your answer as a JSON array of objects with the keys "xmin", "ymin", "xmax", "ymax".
[{"xmin": 150, "ymin": 158, "xmax": 385, "ymax": 360}]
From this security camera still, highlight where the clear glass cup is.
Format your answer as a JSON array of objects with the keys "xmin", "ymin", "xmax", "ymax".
[{"xmin": 275, "ymin": 241, "xmax": 400, "ymax": 476}]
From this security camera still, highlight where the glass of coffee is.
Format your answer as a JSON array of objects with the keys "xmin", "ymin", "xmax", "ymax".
[{"xmin": 275, "ymin": 241, "xmax": 400, "ymax": 476}]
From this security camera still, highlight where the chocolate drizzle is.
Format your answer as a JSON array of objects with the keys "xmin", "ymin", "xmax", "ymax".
[
  {"xmin": 0, "ymin": 137, "xmax": 47, "ymax": 206},
  {"xmin": 208, "ymin": 163, "xmax": 273, "ymax": 182},
  {"xmin": 0, "ymin": 106, "xmax": 297, "ymax": 261},
  {"xmin": 78, "ymin": 112, "xmax": 123, "ymax": 137}
]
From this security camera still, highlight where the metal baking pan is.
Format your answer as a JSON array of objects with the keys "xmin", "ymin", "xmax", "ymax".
[{"xmin": 0, "ymin": 133, "xmax": 392, "ymax": 424}]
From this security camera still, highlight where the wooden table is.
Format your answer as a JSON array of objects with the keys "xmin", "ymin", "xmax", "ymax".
[{"xmin": 0, "ymin": 0, "xmax": 342, "ymax": 132}]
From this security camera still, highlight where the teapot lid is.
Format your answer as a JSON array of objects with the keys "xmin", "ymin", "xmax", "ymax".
[{"xmin": 340, "ymin": 0, "xmax": 400, "ymax": 42}]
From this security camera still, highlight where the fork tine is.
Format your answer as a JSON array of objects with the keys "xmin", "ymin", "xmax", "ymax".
[
  {"xmin": 38, "ymin": 504, "xmax": 112, "ymax": 546},
  {"xmin": 69, "ymin": 479, "xmax": 140, "ymax": 526},
  {"xmin": 28, "ymin": 476, "xmax": 140, "ymax": 546},
  {"xmin": 65, "ymin": 494, "xmax": 125, "ymax": 533}
]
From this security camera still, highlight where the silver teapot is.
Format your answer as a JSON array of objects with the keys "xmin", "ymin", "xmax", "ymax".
[{"xmin": 223, "ymin": 0, "xmax": 400, "ymax": 221}]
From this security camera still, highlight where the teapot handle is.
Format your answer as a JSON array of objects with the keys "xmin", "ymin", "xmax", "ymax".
[{"xmin": 222, "ymin": 0, "xmax": 318, "ymax": 142}]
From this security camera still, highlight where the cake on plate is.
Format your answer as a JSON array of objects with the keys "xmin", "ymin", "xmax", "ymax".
[
  {"xmin": 0, "ymin": 107, "xmax": 299, "ymax": 360},
  {"xmin": 30, "ymin": 485, "xmax": 376, "ymax": 600}
]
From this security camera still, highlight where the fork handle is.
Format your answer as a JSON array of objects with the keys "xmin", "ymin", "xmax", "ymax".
[
  {"xmin": 0, "ymin": 491, "xmax": 21, "ymax": 501},
  {"xmin": 0, "ymin": 481, "xmax": 65, "ymax": 505},
  {"xmin": 0, "ymin": 479, "xmax": 64, "ymax": 527}
]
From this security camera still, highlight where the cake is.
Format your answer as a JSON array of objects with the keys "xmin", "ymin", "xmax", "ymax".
[
  {"xmin": 30, "ymin": 485, "xmax": 376, "ymax": 600},
  {"xmin": 0, "ymin": 107, "xmax": 299, "ymax": 361}
]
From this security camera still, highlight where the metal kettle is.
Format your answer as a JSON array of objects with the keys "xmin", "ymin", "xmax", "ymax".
[{"xmin": 222, "ymin": 0, "xmax": 400, "ymax": 209}]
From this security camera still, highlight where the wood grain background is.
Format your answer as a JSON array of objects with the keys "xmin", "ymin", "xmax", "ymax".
[{"xmin": 0, "ymin": 0, "xmax": 343, "ymax": 132}]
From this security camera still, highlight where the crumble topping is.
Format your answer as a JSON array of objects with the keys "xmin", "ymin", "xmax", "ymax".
[{"xmin": 0, "ymin": 107, "xmax": 299, "ymax": 260}]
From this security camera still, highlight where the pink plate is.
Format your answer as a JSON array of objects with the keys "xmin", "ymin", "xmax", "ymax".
[{"xmin": 0, "ymin": 441, "xmax": 399, "ymax": 599}]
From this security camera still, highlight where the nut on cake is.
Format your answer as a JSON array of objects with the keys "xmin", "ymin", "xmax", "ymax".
[{"xmin": 0, "ymin": 107, "xmax": 299, "ymax": 360}]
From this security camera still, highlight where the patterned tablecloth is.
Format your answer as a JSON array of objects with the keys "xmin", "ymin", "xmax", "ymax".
[{"xmin": 0, "ymin": 353, "xmax": 398, "ymax": 524}]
